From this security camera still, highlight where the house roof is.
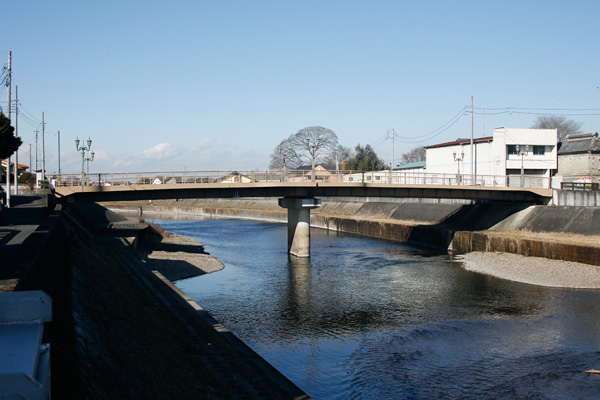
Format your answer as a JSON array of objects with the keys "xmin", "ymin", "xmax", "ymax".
[
  {"xmin": 394, "ymin": 161, "xmax": 426, "ymax": 170},
  {"xmin": 558, "ymin": 132, "xmax": 600, "ymax": 155},
  {"xmin": 424, "ymin": 136, "xmax": 493, "ymax": 149},
  {"xmin": 1, "ymin": 161, "xmax": 29, "ymax": 169},
  {"xmin": 296, "ymin": 164, "xmax": 337, "ymax": 171},
  {"xmin": 218, "ymin": 172, "xmax": 252, "ymax": 181}
]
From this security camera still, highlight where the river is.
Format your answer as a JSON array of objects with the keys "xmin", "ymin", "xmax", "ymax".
[{"xmin": 148, "ymin": 217, "xmax": 600, "ymax": 399}]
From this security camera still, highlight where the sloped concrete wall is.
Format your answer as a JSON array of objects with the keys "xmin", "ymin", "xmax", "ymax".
[
  {"xmin": 492, "ymin": 205, "xmax": 600, "ymax": 235},
  {"xmin": 553, "ymin": 189, "xmax": 600, "ymax": 206}
]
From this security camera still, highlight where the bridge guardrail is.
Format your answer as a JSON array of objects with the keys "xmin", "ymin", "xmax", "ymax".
[{"xmin": 49, "ymin": 169, "xmax": 551, "ymax": 190}]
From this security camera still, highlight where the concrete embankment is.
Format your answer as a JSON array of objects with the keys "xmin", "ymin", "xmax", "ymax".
[
  {"xmin": 8, "ymin": 202, "xmax": 311, "ymax": 399},
  {"xmin": 450, "ymin": 206, "xmax": 600, "ymax": 266},
  {"xmin": 105, "ymin": 198, "xmax": 600, "ymax": 266}
]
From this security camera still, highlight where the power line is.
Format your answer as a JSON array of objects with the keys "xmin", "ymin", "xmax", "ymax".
[
  {"xmin": 476, "ymin": 106, "xmax": 600, "ymax": 111},
  {"xmin": 17, "ymin": 102, "xmax": 42, "ymax": 122},
  {"xmin": 16, "ymin": 104, "xmax": 43, "ymax": 130},
  {"xmin": 391, "ymin": 107, "xmax": 467, "ymax": 144},
  {"xmin": 471, "ymin": 106, "xmax": 600, "ymax": 116}
]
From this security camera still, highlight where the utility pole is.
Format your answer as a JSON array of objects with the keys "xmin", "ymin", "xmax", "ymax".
[
  {"xmin": 386, "ymin": 129, "xmax": 396, "ymax": 170},
  {"xmin": 6, "ymin": 50, "xmax": 12, "ymax": 207},
  {"xmin": 35, "ymin": 130, "xmax": 38, "ymax": 173},
  {"xmin": 58, "ymin": 130, "xmax": 61, "ymax": 176},
  {"xmin": 14, "ymin": 85, "xmax": 18, "ymax": 195},
  {"xmin": 470, "ymin": 96, "xmax": 474, "ymax": 178},
  {"xmin": 29, "ymin": 143, "xmax": 32, "ymax": 173},
  {"xmin": 42, "ymin": 112, "xmax": 46, "ymax": 184}
]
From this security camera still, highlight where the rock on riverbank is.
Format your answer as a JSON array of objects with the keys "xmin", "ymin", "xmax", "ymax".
[
  {"xmin": 456, "ymin": 252, "xmax": 600, "ymax": 289},
  {"xmin": 135, "ymin": 226, "xmax": 224, "ymax": 281}
]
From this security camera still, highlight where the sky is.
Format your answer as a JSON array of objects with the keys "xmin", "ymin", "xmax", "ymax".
[{"xmin": 2, "ymin": 0, "xmax": 600, "ymax": 175}]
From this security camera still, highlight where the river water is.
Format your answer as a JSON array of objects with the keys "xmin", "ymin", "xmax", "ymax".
[{"xmin": 149, "ymin": 217, "xmax": 600, "ymax": 399}]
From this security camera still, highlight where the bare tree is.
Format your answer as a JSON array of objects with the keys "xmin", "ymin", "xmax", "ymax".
[
  {"xmin": 399, "ymin": 146, "xmax": 426, "ymax": 165},
  {"xmin": 318, "ymin": 145, "xmax": 352, "ymax": 170},
  {"xmin": 269, "ymin": 126, "xmax": 339, "ymax": 169},
  {"xmin": 531, "ymin": 116, "xmax": 582, "ymax": 141},
  {"xmin": 269, "ymin": 137, "xmax": 304, "ymax": 169}
]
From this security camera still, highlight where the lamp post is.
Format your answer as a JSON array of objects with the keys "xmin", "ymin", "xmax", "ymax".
[
  {"xmin": 305, "ymin": 137, "xmax": 321, "ymax": 182},
  {"xmin": 453, "ymin": 151, "xmax": 464, "ymax": 185},
  {"xmin": 75, "ymin": 137, "xmax": 92, "ymax": 186},
  {"xmin": 85, "ymin": 151, "xmax": 95, "ymax": 186},
  {"xmin": 279, "ymin": 146, "xmax": 291, "ymax": 182},
  {"xmin": 516, "ymin": 144, "xmax": 529, "ymax": 187}
]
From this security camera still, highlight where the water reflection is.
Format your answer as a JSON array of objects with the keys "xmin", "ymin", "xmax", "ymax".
[{"xmin": 151, "ymin": 218, "xmax": 600, "ymax": 399}]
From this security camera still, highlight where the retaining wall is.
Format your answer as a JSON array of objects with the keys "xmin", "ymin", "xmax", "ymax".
[
  {"xmin": 450, "ymin": 231, "xmax": 600, "ymax": 266},
  {"xmin": 553, "ymin": 189, "xmax": 600, "ymax": 206}
]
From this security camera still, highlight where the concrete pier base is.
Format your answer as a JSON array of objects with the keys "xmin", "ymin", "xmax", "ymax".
[{"xmin": 278, "ymin": 197, "xmax": 321, "ymax": 257}]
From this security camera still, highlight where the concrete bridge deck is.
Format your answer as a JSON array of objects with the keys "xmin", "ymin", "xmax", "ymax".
[
  {"xmin": 52, "ymin": 169, "xmax": 552, "ymax": 203},
  {"xmin": 54, "ymin": 180, "xmax": 552, "ymax": 204},
  {"xmin": 52, "ymin": 170, "xmax": 552, "ymax": 257}
]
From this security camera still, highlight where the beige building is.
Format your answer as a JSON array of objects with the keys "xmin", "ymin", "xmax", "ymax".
[{"xmin": 557, "ymin": 132, "xmax": 600, "ymax": 184}]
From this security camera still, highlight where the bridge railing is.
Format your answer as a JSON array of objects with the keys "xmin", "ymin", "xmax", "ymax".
[{"xmin": 50, "ymin": 169, "xmax": 551, "ymax": 189}]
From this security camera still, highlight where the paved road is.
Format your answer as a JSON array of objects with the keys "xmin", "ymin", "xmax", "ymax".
[{"xmin": 0, "ymin": 195, "xmax": 50, "ymax": 286}]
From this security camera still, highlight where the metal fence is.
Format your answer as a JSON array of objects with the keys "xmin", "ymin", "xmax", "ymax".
[
  {"xmin": 560, "ymin": 182, "xmax": 599, "ymax": 191},
  {"xmin": 50, "ymin": 169, "xmax": 551, "ymax": 190}
]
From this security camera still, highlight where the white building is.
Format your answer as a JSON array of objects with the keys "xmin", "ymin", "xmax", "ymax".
[{"xmin": 424, "ymin": 127, "xmax": 558, "ymax": 187}]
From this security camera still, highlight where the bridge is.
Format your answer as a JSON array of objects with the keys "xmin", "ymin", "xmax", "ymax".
[{"xmin": 52, "ymin": 169, "xmax": 552, "ymax": 257}]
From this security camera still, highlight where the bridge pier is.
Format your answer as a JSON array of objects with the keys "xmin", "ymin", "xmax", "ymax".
[{"xmin": 278, "ymin": 198, "xmax": 321, "ymax": 257}]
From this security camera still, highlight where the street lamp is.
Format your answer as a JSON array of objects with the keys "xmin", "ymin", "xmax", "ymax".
[
  {"xmin": 279, "ymin": 146, "xmax": 291, "ymax": 182},
  {"xmin": 305, "ymin": 137, "xmax": 321, "ymax": 182},
  {"xmin": 516, "ymin": 144, "xmax": 529, "ymax": 187},
  {"xmin": 75, "ymin": 137, "xmax": 92, "ymax": 186},
  {"xmin": 85, "ymin": 151, "xmax": 95, "ymax": 186},
  {"xmin": 453, "ymin": 151, "xmax": 464, "ymax": 185}
]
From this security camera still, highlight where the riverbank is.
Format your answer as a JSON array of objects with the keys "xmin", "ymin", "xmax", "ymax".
[
  {"xmin": 104, "ymin": 198, "xmax": 600, "ymax": 288},
  {"xmin": 6, "ymin": 202, "xmax": 310, "ymax": 399},
  {"xmin": 456, "ymin": 252, "xmax": 600, "ymax": 288},
  {"xmin": 135, "ymin": 226, "xmax": 225, "ymax": 280}
]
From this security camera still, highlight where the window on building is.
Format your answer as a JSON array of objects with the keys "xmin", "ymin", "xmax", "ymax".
[
  {"xmin": 533, "ymin": 145, "xmax": 545, "ymax": 155},
  {"xmin": 507, "ymin": 145, "xmax": 518, "ymax": 155}
]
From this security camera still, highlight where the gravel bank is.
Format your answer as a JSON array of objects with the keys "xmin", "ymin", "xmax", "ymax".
[
  {"xmin": 136, "ymin": 232, "xmax": 224, "ymax": 281},
  {"xmin": 456, "ymin": 252, "xmax": 600, "ymax": 289}
]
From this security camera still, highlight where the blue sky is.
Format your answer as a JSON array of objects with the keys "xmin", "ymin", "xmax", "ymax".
[{"xmin": 2, "ymin": 0, "xmax": 599, "ymax": 174}]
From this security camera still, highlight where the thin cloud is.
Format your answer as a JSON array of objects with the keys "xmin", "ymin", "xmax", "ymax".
[{"xmin": 141, "ymin": 143, "xmax": 178, "ymax": 160}]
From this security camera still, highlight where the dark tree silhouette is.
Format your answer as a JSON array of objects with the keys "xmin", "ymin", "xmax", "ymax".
[
  {"xmin": 343, "ymin": 144, "xmax": 386, "ymax": 171},
  {"xmin": 0, "ymin": 112, "xmax": 21, "ymax": 159}
]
